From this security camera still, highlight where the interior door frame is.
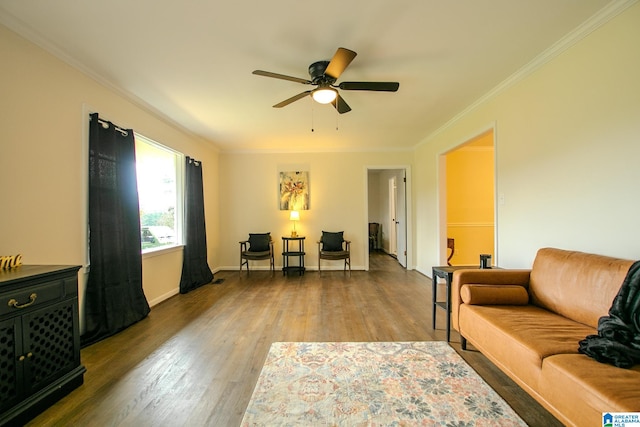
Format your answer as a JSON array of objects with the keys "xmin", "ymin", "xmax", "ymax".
[
  {"xmin": 364, "ymin": 165, "xmax": 412, "ymax": 271},
  {"xmin": 437, "ymin": 123, "xmax": 498, "ymax": 266}
]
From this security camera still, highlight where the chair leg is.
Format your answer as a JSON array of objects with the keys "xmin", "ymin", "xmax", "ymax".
[{"xmin": 343, "ymin": 257, "xmax": 350, "ymax": 276}]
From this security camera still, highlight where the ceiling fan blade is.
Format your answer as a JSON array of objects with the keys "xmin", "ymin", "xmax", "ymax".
[
  {"xmin": 338, "ymin": 81, "xmax": 400, "ymax": 92},
  {"xmin": 253, "ymin": 70, "xmax": 311, "ymax": 85},
  {"xmin": 273, "ymin": 90, "xmax": 312, "ymax": 108},
  {"xmin": 331, "ymin": 94, "xmax": 352, "ymax": 114},
  {"xmin": 324, "ymin": 47, "xmax": 357, "ymax": 80}
]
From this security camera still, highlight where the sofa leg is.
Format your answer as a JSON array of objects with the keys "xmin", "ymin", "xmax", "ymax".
[{"xmin": 461, "ymin": 337, "xmax": 467, "ymax": 351}]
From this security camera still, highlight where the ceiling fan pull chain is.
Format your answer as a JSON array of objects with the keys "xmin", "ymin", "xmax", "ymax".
[{"xmin": 311, "ymin": 100, "xmax": 315, "ymax": 132}]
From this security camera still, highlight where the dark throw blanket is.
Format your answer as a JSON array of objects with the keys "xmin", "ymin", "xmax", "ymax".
[{"xmin": 578, "ymin": 260, "xmax": 640, "ymax": 369}]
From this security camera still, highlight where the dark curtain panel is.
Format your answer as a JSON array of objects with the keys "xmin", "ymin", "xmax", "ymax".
[
  {"xmin": 82, "ymin": 113, "xmax": 150, "ymax": 347},
  {"xmin": 180, "ymin": 157, "xmax": 214, "ymax": 293}
]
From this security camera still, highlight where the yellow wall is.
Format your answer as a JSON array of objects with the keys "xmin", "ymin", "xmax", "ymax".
[
  {"xmin": 414, "ymin": 2, "xmax": 640, "ymax": 272},
  {"xmin": 446, "ymin": 133, "xmax": 494, "ymax": 265},
  {"xmin": 0, "ymin": 25, "xmax": 220, "ymax": 320}
]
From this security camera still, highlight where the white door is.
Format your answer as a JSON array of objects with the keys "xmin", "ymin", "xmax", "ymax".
[
  {"xmin": 389, "ymin": 176, "xmax": 397, "ymax": 257},
  {"xmin": 396, "ymin": 171, "xmax": 407, "ymax": 268}
]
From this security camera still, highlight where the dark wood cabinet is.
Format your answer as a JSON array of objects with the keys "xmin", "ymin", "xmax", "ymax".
[{"xmin": 0, "ymin": 265, "xmax": 85, "ymax": 426}]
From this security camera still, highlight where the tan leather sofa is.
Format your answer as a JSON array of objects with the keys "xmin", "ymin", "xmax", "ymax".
[{"xmin": 451, "ymin": 247, "xmax": 640, "ymax": 427}]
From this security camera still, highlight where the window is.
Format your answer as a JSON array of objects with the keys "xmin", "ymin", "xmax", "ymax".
[{"xmin": 135, "ymin": 134, "xmax": 183, "ymax": 252}]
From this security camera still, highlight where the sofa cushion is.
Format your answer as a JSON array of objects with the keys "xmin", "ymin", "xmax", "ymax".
[
  {"xmin": 460, "ymin": 284, "xmax": 529, "ymax": 305},
  {"xmin": 459, "ymin": 304, "xmax": 595, "ymax": 388},
  {"xmin": 539, "ymin": 353, "xmax": 640, "ymax": 427},
  {"xmin": 529, "ymin": 248, "xmax": 634, "ymax": 328}
]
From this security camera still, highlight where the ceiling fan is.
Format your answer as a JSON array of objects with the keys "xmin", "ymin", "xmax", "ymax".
[{"xmin": 252, "ymin": 47, "xmax": 399, "ymax": 114}]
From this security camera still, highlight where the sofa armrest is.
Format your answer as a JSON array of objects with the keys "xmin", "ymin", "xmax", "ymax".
[{"xmin": 451, "ymin": 269, "xmax": 531, "ymax": 331}]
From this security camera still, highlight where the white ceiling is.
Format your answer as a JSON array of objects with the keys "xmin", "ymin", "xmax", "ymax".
[{"xmin": 0, "ymin": 0, "xmax": 619, "ymax": 152}]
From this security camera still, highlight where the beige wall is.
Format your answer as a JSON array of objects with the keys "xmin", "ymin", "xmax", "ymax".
[
  {"xmin": 218, "ymin": 152, "xmax": 413, "ymax": 270},
  {"xmin": 414, "ymin": 3, "xmax": 640, "ymax": 272},
  {"xmin": 2, "ymin": 1, "xmax": 638, "ymax": 328},
  {"xmin": 0, "ymin": 26, "xmax": 220, "ymax": 321}
]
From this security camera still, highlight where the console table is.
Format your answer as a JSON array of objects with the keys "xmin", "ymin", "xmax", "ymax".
[
  {"xmin": 432, "ymin": 265, "xmax": 495, "ymax": 342},
  {"xmin": 0, "ymin": 265, "xmax": 86, "ymax": 426},
  {"xmin": 282, "ymin": 236, "xmax": 305, "ymax": 276}
]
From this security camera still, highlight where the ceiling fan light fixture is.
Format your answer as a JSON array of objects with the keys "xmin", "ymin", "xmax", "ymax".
[{"xmin": 312, "ymin": 87, "xmax": 337, "ymax": 104}]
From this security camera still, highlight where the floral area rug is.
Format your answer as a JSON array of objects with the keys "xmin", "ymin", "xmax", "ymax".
[{"xmin": 242, "ymin": 341, "xmax": 526, "ymax": 426}]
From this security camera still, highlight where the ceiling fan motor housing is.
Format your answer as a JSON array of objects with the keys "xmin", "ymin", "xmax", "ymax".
[{"xmin": 309, "ymin": 60, "xmax": 335, "ymax": 85}]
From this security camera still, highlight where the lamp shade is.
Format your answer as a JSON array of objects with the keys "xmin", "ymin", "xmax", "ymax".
[
  {"xmin": 289, "ymin": 210, "xmax": 300, "ymax": 221},
  {"xmin": 312, "ymin": 87, "xmax": 337, "ymax": 104}
]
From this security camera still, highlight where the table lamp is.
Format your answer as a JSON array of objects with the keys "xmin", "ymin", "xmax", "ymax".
[{"xmin": 289, "ymin": 210, "xmax": 300, "ymax": 237}]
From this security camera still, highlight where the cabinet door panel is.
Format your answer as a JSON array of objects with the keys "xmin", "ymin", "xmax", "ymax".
[
  {"xmin": 22, "ymin": 300, "xmax": 77, "ymax": 394},
  {"xmin": 0, "ymin": 317, "xmax": 22, "ymax": 413}
]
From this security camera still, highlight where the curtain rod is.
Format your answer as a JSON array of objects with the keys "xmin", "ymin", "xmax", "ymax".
[
  {"xmin": 98, "ymin": 118, "xmax": 128, "ymax": 137},
  {"xmin": 91, "ymin": 116, "xmax": 129, "ymax": 137}
]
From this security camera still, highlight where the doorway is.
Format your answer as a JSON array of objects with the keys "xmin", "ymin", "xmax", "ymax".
[
  {"xmin": 366, "ymin": 167, "xmax": 410, "ymax": 270},
  {"xmin": 440, "ymin": 129, "xmax": 496, "ymax": 265},
  {"xmin": 389, "ymin": 176, "xmax": 397, "ymax": 257}
]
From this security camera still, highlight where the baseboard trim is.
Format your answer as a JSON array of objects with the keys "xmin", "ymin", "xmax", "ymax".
[{"xmin": 148, "ymin": 288, "xmax": 179, "ymax": 307}]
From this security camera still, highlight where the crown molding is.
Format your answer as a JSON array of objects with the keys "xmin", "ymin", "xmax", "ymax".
[
  {"xmin": 0, "ymin": 8, "xmax": 217, "ymax": 149},
  {"xmin": 417, "ymin": 0, "xmax": 638, "ymax": 148}
]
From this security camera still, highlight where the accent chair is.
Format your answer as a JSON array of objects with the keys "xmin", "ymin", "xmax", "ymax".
[
  {"xmin": 239, "ymin": 232, "xmax": 274, "ymax": 275},
  {"xmin": 318, "ymin": 231, "xmax": 351, "ymax": 276}
]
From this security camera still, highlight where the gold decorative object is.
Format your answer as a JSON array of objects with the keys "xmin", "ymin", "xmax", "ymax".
[{"xmin": 0, "ymin": 254, "xmax": 22, "ymax": 270}]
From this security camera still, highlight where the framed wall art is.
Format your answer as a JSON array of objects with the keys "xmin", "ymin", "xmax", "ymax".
[{"xmin": 279, "ymin": 171, "xmax": 309, "ymax": 210}]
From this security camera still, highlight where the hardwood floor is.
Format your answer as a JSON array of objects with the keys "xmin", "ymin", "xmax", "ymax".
[{"xmin": 26, "ymin": 252, "xmax": 561, "ymax": 426}]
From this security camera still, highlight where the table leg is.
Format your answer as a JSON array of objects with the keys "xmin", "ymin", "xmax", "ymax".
[
  {"xmin": 432, "ymin": 268, "xmax": 437, "ymax": 329},
  {"xmin": 445, "ymin": 272, "xmax": 452, "ymax": 342},
  {"xmin": 282, "ymin": 239, "xmax": 288, "ymax": 276},
  {"xmin": 300, "ymin": 240, "xmax": 305, "ymax": 276}
]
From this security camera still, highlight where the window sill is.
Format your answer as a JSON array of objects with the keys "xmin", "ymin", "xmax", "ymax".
[{"xmin": 142, "ymin": 245, "xmax": 184, "ymax": 260}]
